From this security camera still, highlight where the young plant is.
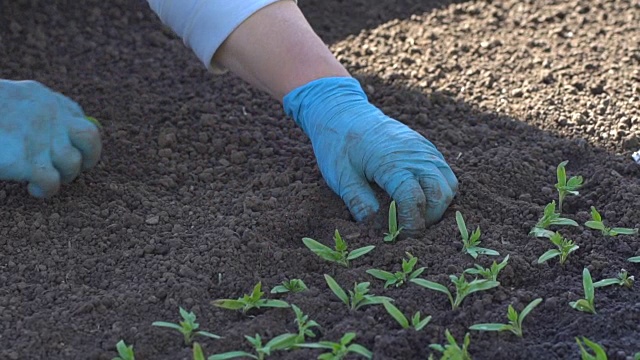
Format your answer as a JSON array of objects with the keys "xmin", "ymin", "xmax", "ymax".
[
  {"xmin": 382, "ymin": 300, "xmax": 432, "ymax": 331},
  {"xmin": 593, "ymin": 269, "xmax": 634, "ymax": 289},
  {"xmin": 193, "ymin": 343, "xmax": 205, "ymax": 360},
  {"xmin": 208, "ymin": 333, "xmax": 299, "ymax": 360},
  {"xmin": 366, "ymin": 252, "xmax": 425, "ymax": 288},
  {"xmin": 152, "ymin": 307, "xmax": 221, "ymax": 345},
  {"xmin": 384, "ymin": 200, "xmax": 403, "ymax": 242},
  {"xmin": 410, "ymin": 274, "xmax": 500, "ymax": 310},
  {"xmin": 298, "ymin": 332, "xmax": 372, "ymax": 360},
  {"xmin": 629, "ymin": 256, "xmax": 640, "ymax": 263},
  {"xmin": 428, "ymin": 329, "xmax": 472, "ymax": 360},
  {"xmin": 530, "ymin": 201, "xmax": 579, "ymax": 237},
  {"xmin": 469, "ymin": 298, "xmax": 542, "ymax": 337},
  {"xmin": 324, "ymin": 274, "xmax": 392, "ymax": 311},
  {"xmin": 291, "ymin": 304, "xmax": 321, "ymax": 343},
  {"xmin": 85, "ymin": 116, "xmax": 103, "ymax": 128},
  {"xmin": 537, "ymin": 232, "xmax": 579, "ymax": 265},
  {"xmin": 112, "ymin": 340, "xmax": 135, "ymax": 360},
  {"xmin": 569, "ymin": 268, "xmax": 596, "ymax": 314},
  {"xmin": 555, "ymin": 160, "xmax": 583, "ymax": 213},
  {"xmin": 464, "ymin": 255, "xmax": 510, "ymax": 282},
  {"xmin": 576, "ymin": 337, "xmax": 607, "ymax": 360},
  {"xmin": 585, "ymin": 206, "xmax": 639, "ymax": 236},
  {"xmin": 271, "ymin": 279, "xmax": 309, "ymax": 294},
  {"xmin": 212, "ymin": 282, "xmax": 290, "ymax": 314},
  {"xmin": 456, "ymin": 211, "xmax": 499, "ymax": 259},
  {"xmin": 302, "ymin": 229, "xmax": 375, "ymax": 267}
]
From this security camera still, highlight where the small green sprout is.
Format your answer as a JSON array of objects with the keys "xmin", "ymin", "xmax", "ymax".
[
  {"xmin": 212, "ymin": 282, "xmax": 290, "ymax": 314},
  {"xmin": 382, "ymin": 300, "xmax": 432, "ymax": 331},
  {"xmin": 569, "ymin": 268, "xmax": 596, "ymax": 314},
  {"xmin": 324, "ymin": 274, "xmax": 392, "ymax": 311},
  {"xmin": 469, "ymin": 298, "xmax": 542, "ymax": 337},
  {"xmin": 384, "ymin": 201, "xmax": 403, "ymax": 242},
  {"xmin": 193, "ymin": 343, "xmax": 205, "ymax": 360},
  {"xmin": 555, "ymin": 160, "xmax": 583, "ymax": 213},
  {"xmin": 366, "ymin": 252, "xmax": 425, "ymax": 288},
  {"xmin": 456, "ymin": 211, "xmax": 499, "ymax": 259},
  {"xmin": 530, "ymin": 201, "xmax": 579, "ymax": 237},
  {"xmin": 593, "ymin": 269, "xmax": 634, "ymax": 289},
  {"xmin": 537, "ymin": 232, "xmax": 579, "ymax": 265},
  {"xmin": 298, "ymin": 332, "xmax": 372, "ymax": 360},
  {"xmin": 585, "ymin": 206, "xmax": 639, "ymax": 236},
  {"xmin": 634, "ymin": 352, "xmax": 640, "ymax": 360},
  {"xmin": 291, "ymin": 304, "xmax": 321, "ymax": 343},
  {"xmin": 464, "ymin": 255, "xmax": 510, "ymax": 282},
  {"xmin": 208, "ymin": 333, "xmax": 299, "ymax": 360},
  {"xmin": 302, "ymin": 229, "xmax": 375, "ymax": 267},
  {"xmin": 576, "ymin": 337, "xmax": 607, "ymax": 360},
  {"xmin": 429, "ymin": 329, "xmax": 472, "ymax": 360},
  {"xmin": 629, "ymin": 256, "xmax": 640, "ymax": 263},
  {"xmin": 152, "ymin": 307, "xmax": 221, "ymax": 345},
  {"xmin": 85, "ymin": 116, "xmax": 103, "ymax": 128},
  {"xmin": 112, "ymin": 340, "xmax": 135, "ymax": 360},
  {"xmin": 411, "ymin": 274, "xmax": 500, "ymax": 310},
  {"xmin": 271, "ymin": 279, "xmax": 309, "ymax": 294}
]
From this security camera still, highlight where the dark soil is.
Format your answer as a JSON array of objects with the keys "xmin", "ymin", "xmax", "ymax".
[{"xmin": 1, "ymin": 0, "xmax": 639, "ymax": 359}]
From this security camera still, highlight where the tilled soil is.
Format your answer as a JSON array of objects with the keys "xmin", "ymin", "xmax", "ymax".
[{"xmin": 1, "ymin": 0, "xmax": 639, "ymax": 359}]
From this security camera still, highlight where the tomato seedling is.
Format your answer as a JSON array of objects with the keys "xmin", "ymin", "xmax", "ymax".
[
  {"xmin": 593, "ymin": 269, "xmax": 634, "ymax": 289},
  {"xmin": 469, "ymin": 298, "xmax": 542, "ymax": 337},
  {"xmin": 208, "ymin": 333, "xmax": 299, "ymax": 360},
  {"xmin": 576, "ymin": 337, "xmax": 607, "ymax": 360},
  {"xmin": 585, "ymin": 206, "xmax": 639, "ymax": 236},
  {"xmin": 366, "ymin": 252, "xmax": 425, "ymax": 288},
  {"xmin": 298, "ymin": 332, "xmax": 372, "ymax": 360},
  {"xmin": 428, "ymin": 329, "xmax": 472, "ymax": 360},
  {"xmin": 302, "ymin": 229, "xmax": 375, "ymax": 267},
  {"xmin": 629, "ymin": 256, "xmax": 640, "ymax": 263},
  {"xmin": 324, "ymin": 274, "xmax": 392, "ymax": 311},
  {"xmin": 464, "ymin": 255, "xmax": 510, "ymax": 282},
  {"xmin": 569, "ymin": 268, "xmax": 597, "ymax": 314},
  {"xmin": 384, "ymin": 200, "xmax": 403, "ymax": 242},
  {"xmin": 456, "ymin": 211, "xmax": 499, "ymax": 259},
  {"xmin": 530, "ymin": 201, "xmax": 579, "ymax": 237},
  {"xmin": 112, "ymin": 340, "xmax": 135, "ymax": 360},
  {"xmin": 382, "ymin": 300, "xmax": 432, "ymax": 331},
  {"xmin": 85, "ymin": 116, "xmax": 103, "ymax": 128},
  {"xmin": 291, "ymin": 304, "xmax": 321, "ymax": 343},
  {"xmin": 152, "ymin": 307, "xmax": 221, "ymax": 345},
  {"xmin": 193, "ymin": 343, "xmax": 205, "ymax": 360},
  {"xmin": 537, "ymin": 232, "xmax": 579, "ymax": 265},
  {"xmin": 212, "ymin": 282, "xmax": 290, "ymax": 314},
  {"xmin": 271, "ymin": 279, "xmax": 309, "ymax": 294},
  {"xmin": 411, "ymin": 274, "xmax": 499, "ymax": 310},
  {"xmin": 555, "ymin": 160, "xmax": 583, "ymax": 213}
]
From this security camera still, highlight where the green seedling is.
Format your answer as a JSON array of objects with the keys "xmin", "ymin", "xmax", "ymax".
[
  {"xmin": 298, "ymin": 332, "xmax": 372, "ymax": 360},
  {"xmin": 569, "ymin": 268, "xmax": 596, "ymax": 314},
  {"xmin": 464, "ymin": 255, "xmax": 510, "ymax": 282},
  {"xmin": 208, "ymin": 333, "xmax": 299, "ymax": 360},
  {"xmin": 537, "ymin": 232, "xmax": 579, "ymax": 265},
  {"xmin": 469, "ymin": 298, "xmax": 542, "ymax": 337},
  {"xmin": 456, "ymin": 211, "xmax": 499, "ymax": 259},
  {"xmin": 366, "ymin": 252, "xmax": 425, "ymax": 288},
  {"xmin": 629, "ymin": 256, "xmax": 640, "ymax": 263},
  {"xmin": 292, "ymin": 304, "xmax": 320, "ymax": 343},
  {"xmin": 593, "ymin": 269, "xmax": 634, "ymax": 289},
  {"xmin": 324, "ymin": 274, "xmax": 392, "ymax": 311},
  {"xmin": 384, "ymin": 201, "xmax": 403, "ymax": 242},
  {"xmin": 85, "ymin": 116, "xmax": 103, "ymax": 128},
  {"xmin": 576, "ymin": 337, "xmax": 607, "ymax": 360},
  {"xmin": 634, "ymin": 352, "xmax": 640, "ymax": 360},
  {"xmin": 112, "ymin": 340, "xmax": 135, "ymax": 360},
  {"xmin": 382, "ymin": 300, "xmax": 432, "ymax": 331},
  {"xmin": 530, "ymin": 201, "xmax": 579, "ymax": 237},
  {"xmin": 212, "ymin": 282, "xmax": 290, "ymax": 314},
  {"xmin": 585, "ymin": 206, "xmax": 639, "ymax": 236},
  {"xmin": 555, "ymin": 160, "xmax": 583, "ymax": 213},
  {"xmin": 428, "ymin": 329, "xmax": 472, "ymax": 360},
  {"xmin": 271, "ymin": 279, "xmax": 309, "ymax": 294},
  {"xmin": 302, "ymin": 229, "xmax": 375, "ymax": 267},
  {"xmin": 193, "ymin": 343, "xmax": 206, "ymax": 360},
  {"xmin": 411, "ymin": 274, "xmax": 500, "ymax": 310},
  {"xmin": 152, "ymin": 307, "xmax": 221, "ymax": 345}
]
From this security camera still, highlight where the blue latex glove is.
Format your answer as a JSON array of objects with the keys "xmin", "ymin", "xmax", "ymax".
[
  {"xmin": 0, "ymin": 80, "xmax": 101, "ymax": 198},
  {"xmin": 284, "ymin": 77, "xmax": 458, "ymax": 233}
]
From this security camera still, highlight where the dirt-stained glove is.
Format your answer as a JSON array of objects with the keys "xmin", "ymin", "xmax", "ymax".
[
  {"xmin": 0, "ymin": 80, "xmax": 101, "ymax": 198},
  {"xmin": 284, "ymin": 77, "xmax": 458, "ymax": 234}
]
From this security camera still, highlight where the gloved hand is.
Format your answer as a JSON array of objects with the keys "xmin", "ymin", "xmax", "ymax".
[
  {"xmin": 284, "ymin": 77, "xmax": 458, "ymax": 234},
  {"xmin": 0, "ymin": 80, "xmax": 101, "ymax": 198}
]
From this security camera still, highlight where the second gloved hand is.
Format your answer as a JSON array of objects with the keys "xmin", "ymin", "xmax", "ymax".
[{"xmin": 284, "ymin": 77, "xmax": 458, "ymax": 234}]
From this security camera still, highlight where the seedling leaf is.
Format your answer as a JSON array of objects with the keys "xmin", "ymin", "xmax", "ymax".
[
  {"xmin": 347, "ymin": 245, "xmax": 376, "ymax": 260},
  {"xmin": 324, "ymin": 274, "xmax": 349, "ymax": 306},
  {"xmin": 576, "ymin": 337, "xmax": 607, "ymax": 360}
]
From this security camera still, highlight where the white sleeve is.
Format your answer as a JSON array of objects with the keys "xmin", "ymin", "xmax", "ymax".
[{"xmin": 147, "ymin": 0, "xmax": 293, "ymax": 73}]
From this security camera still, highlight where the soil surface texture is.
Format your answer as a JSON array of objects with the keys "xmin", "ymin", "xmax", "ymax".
[{"xmin": 1, "ymin": 0, "xmax": 639, "ymax": 359}]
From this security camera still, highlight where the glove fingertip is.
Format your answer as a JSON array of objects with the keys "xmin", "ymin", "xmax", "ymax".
[
  {"xmin": 28, "ymin": 184, "xmax": 46, "ymax": 198},
  {"xmin": 342, "ymin": 187, "xmax": 380, "ymax": 222}
]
